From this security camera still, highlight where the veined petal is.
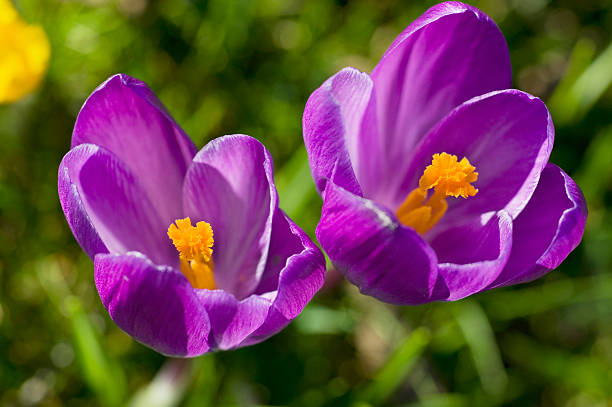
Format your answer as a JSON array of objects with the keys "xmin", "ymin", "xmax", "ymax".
[
  {"xmin": 303, "ymin": 67, "xmax": 376, "ymax": 197},
  {"xmin": 316, "ymin": 182, "xmax": 439, "ymax": 305},
  {"xmin": 405, "ymin": 90, "xmax": 553, "ymax": 224},
  {"xmin": 58, "ymin": 144, "xmax": 176, "ymax": 266},
  {"xmin": 242, "ymin": 211, "xmax": 326, "ymax": 346},
  {"xmin": 191, "ymin": 202, "xmax": 324, "ymax": 350},
  {"xmin": 261, "ymin": 211, "xmax": 325, "ymax": 319},
  {"xmin": 72, "ymin": 74, "xmax": 197, "ymax": 224},
  {"xmin": 58, "ymin": 144, "xmax": 108, "ymax": 259},
  {"xmin": 95, "ymin": 252, "xmax": 211, "ymax": 357},
  {"xmin": 253, "ymin": 208, "xmax": 307, "ymax": 295},
  {"xmin": 183, "ymin": 135, "xmax": 277, "ymax": 299},
  {"xmin": 488, "ymin": 164, "xmax": 587, "ymax": 289},
  {"xmin": 433, "ymin": 210, "xmax": 513, "ymax": 301},
  {"xmin": 196, "ymin": 290, "xmax": 272, "ymax": 350},
  {"xmin": 198, "ymin": 208, "xmax": 325, "ymax": 350},
  {"xmin": 369, "ymin": 2, "xmax": 511, "ymax": 207}
]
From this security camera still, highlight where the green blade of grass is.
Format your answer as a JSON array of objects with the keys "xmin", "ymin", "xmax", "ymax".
[
  {"xmin": 451, "ymin": 300, "xmax": 507, "ymax": 396},
  {"xmin": 481, "ymin": 275, "xmax": 612, "ymax": 321},
  {"xmin": 549, "ymin": 38, "xmax": 612, "ymax": 125},
  {"xmin": 128, "ymin": 359, "xmax": 194, "ymax": 407},
  {"xmin": 501, "ymin": 332, "xmax": 612, "ymax": 393},
  {"xmin": 356, "ymin": 327, "xmax": 431, "ymax": 405},
  {"xmin": 183, "ymin": 355, "xmax": 219, "ymax": 407},
  {"xmin": 36, "ymin": 257, "xmax": 127, "ymax": 407},
  {"xmin": 404, "ymin": 394, "xmax": 468, "ymax": 407}
]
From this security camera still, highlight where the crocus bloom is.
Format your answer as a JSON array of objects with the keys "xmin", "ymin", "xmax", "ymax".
[
  {"xmin": 303, "ymin": 2, "xmax": 587, "ymax": 305},
  {"xmin": 59, "ymin": 74, "xmax": 325, "ymax": 356},
  {"xmin": 0, "ymin": 0, "xmax": 50, "ymax": 103}
]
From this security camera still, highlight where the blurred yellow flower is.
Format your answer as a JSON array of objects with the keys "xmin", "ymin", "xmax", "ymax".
[{"xmin": 0, "ymin": 0, "xmax": 50, "ymax": 103}]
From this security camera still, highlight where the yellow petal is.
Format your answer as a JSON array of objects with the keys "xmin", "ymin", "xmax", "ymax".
[{"xmin": 0, "ymin": 1, "xmax": 50, "ymax": 103}]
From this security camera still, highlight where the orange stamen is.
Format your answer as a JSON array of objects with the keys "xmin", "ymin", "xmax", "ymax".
[
  {"xmin": 167, "ymin": 217, "xmax": 216, "ymax": 289},
  {"xmin": 396, "ymin": 153, "xmax": 478, "ymax": 234}
]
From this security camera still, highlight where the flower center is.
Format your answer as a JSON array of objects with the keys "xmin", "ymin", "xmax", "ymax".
[
  {"xmin": 167, "ymin": 217, "xmax": 216, "ymax": 289},
  {"xmin": 396, "ymin": 153, "xmax": 478, "ymax": 234}
]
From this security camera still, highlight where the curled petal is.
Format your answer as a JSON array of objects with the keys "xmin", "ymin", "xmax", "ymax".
[
  {"xmin": 488, "ymin": 164, "xmax": 587, "ymax": 289},
  {"xmin": 369, "ymin": 2, "xmax": 511, "ymax": 207},
  {"xmin": 303, "ymin": 67, "xmax": 375, "ymax": 196},
  {"xmin": 433, "ymin": 210, "xmax": 513, "ymax": 301},
  {"xmin": 316, "ymin": 182, "xmax": 438, "ymax": 305},
  {"xmin": 58, "ymin": 144, "xmax": 108, "ymax": 259},
  {"xmin": 58, "ymin": 144, "xmax": 176, "ymax": 266},
  {"xmin": 196, "ymin": 290, "xmax": 272, "ymax": 350},
  {"xmin": 254, "ymin": 208, "xmax": 307, "ymax": 295},
  {"xmin": 263, "ymin": 212, "xmax": 326, "ymax": 319},
  {"xmin": 242, "ymin": 212, "xmax": 326, "ymax": 346},
  {"xmin": 72, "ymin": 74, "xmax": 197, "ymax": 224},
  {"xmin": 95, "ymin": 252, "xmax": 211, "ymax": 357},
  {"xmin": 183, "ymin": 135, "xmax": 277, "ymax": 299},
  {"xmin": 198, "ymin": 209, "xmax": 325, "ymax": 350}
]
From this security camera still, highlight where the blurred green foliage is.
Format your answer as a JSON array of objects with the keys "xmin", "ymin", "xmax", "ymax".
[{"xmin": 1, "ymin": 0, "xmax": 611, "ymax": 406}]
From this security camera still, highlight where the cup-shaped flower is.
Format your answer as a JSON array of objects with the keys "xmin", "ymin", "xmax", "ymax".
[
  {"xmin": 0, "ymin": 0, "xmax": 50, "ymax": 103},
  {"xmin": 59, "ymin": 74, "xmax": 325, "ymax": 356},
  {"xmin": 303, "ymin": 2, "xmax": 587, "ymax": 305}
]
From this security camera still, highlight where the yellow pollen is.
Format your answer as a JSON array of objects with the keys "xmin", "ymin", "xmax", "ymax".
[
  {"xmin": 420, "ymin": 153, "xmax": 479, "ymax": 198},
  {"xmin": 167, "ymin": 217, "xmax": 216, "ymax": 290},
  {"xmin": 396, "ymin": 153, "xmax": 478, "ymax": 234}
]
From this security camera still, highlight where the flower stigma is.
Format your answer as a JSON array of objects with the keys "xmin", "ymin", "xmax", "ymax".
[
  {"xmin": 167, "ymin": 217, "xmax": 216, "ymax": 289},
  {"xmin": 396, "ymin": 153, "xmax": 478, "ymax": 234}
]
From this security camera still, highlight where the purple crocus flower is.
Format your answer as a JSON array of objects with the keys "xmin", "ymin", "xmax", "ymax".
[
  {"xmin": 58, "ymin": 74, "xmax": 325, "ymax": 356},
  {"xmin": 303, "ymin": 2, "xmax": 587, "ymax": 305}
]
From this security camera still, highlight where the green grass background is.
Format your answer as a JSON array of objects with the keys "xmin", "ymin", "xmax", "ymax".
[{"xmin": 1, "ymin": 0, "xmax": 611, "ymax": 406}]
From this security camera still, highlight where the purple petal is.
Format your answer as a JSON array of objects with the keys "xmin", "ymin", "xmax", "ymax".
[
  {"xmin": 316, "ymin": 182, "xmax": 438, "ymax": 305},
  {"xmin": 196, "ymin": 290, "xmax": 272, "ymax": 350},
  {"xmin": 369, "ymin": 2, "xmax": 511, "ymax": 207},
  {"xmin": 197, "ymin": 208, "xmax": 325, "ymax": 350},
  {"xmin": 254, "ymin": 208, "xmax": 306, "ymax": 295},
  {"xmin": 95, "ymin": 252, "xmax": 211, "ymax": 357},
  {"xmin": 72, "ymin": 74, "xmax": 197, "ymax": 225},
  {"xmin": 433, "ymin": 210, "xmax": 513, "ymax": 301},
  {"xmin": 303, "ymin": 67, "xmax": 376, "ymax": 197},
  {"xmin": 487, "ymin": 164, "xmax": 587, "ymax": 289},
  {"xmin": 242, "ymin": 213, "xmax": 326, "ymax": 346},
  {"xmin": 183, "ymin": 135, "xmax": 277, "ymax": 299},
  {"xmin": 405, "ymin": 90, "xmax": 553, "ymax": 224},
  {"xmin": 58, "ymin": 144, "xmax": 176, "ymax": 266},
  {"xmin": 58, "ymin": 144, "xmax": 108, "ymax": 259},
  {"xmin": 262, "ymin": 212, "xmax": 325, "ymax": 319}
]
